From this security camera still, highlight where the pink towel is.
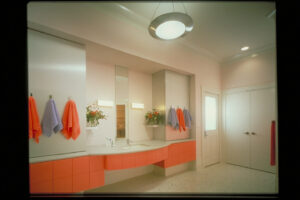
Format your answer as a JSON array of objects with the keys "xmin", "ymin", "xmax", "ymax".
[{"xmin": 270, "ymin": 120, "xmax": 276, "ymax": 166}]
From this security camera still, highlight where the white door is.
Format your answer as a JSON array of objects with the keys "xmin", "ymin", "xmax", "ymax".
[
  {"xmin": 250, "ymin": 88, "xmax": 276, "ymax": 173},
  {"xmin": 224, "ymin": 92, "xmax": 251, "ymax": 167},
  {"xmin": 202, "ymin": 92, "xmax": 220, "ymax": 167}
]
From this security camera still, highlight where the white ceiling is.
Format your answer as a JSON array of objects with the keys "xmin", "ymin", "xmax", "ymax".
[{"xmin": 27, "ymin": 1, "xmax": 276, "ymax": 64}]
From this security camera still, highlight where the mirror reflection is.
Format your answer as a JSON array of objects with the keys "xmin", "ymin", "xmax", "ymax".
[{"xmin": 115, "ymin": 66, "xmax": 129, "ymax": 139}]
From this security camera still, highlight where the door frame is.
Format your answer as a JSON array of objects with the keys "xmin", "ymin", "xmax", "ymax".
[{"xmin": 201, "ymin": 89, "xmax": 221, "ymax": 167}]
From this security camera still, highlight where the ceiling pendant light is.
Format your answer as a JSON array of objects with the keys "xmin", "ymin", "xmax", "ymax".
[{"xmin": 149, "ymin": 2, "xmax": 193, "ymax": 40}]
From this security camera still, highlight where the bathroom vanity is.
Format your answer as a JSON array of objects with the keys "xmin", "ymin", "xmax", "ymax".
[{"xmin": 29, "ymin": 139, "xmax": 196, "ymax": 194}]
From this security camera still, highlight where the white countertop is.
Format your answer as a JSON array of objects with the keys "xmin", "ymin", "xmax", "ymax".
[{"xmin": 29, "ymin": 139, "xmax": 195, "ymax": 163}]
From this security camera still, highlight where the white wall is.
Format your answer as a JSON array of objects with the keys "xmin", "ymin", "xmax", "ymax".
[
  {"xmin": 165, "ymin": 70, "xmax": 190, "ymax": 140},
  {"xmin": 220, "ymin": 48, "xmax": 276, "ymax": 162},
  {"xmin": 221, "ymin": 48, "xmax": 276, "ymax": 89},
  {"xmin": 28, "ymin": 29, "xmax": 86, "ymax": 157},
  {"xmin": 220, "ymin": 47, "xmax": 277, "ymax": 188},
  {"xmin": 86, "ymin": 42, "xmax": 153, "ymax": 145},
  {"xmin": 86, "ymin": 43, "xmax": 116, "ymax": 146},
  {"xmin": 152, "ymin": 71, "xmax": 166, "ymax": 141},
  {"xmin": 129, "ymin": 70, "xmax": 153, "ymax": 142}
]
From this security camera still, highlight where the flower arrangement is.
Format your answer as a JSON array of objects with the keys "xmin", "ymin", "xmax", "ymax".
[
  {"xmin": 86, "ymin": 104, "xmax": 106, "ymax": 127},
  {"xmin": 145, "ymin": 109, "xmax": 163, "ymax": 125}
]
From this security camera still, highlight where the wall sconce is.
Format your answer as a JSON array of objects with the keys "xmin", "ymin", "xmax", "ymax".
[
  {"xmin": 98, "ymin": 100, "xmax": 114, "ymax": 107},
  {"xmin": 132, "ymin": 103, "xmax": 144, "ymax": 109}
]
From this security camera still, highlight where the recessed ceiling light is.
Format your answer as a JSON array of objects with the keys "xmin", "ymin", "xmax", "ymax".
[
  {"xmin": 251, "ymin": 54, "xmax": 258, "ymax": 58},
  {"xmin": 241, "ymin": 46, "xmax": 249, "ymax": 51}
]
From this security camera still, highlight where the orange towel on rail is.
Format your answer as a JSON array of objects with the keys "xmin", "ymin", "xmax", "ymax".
[
  {"xmin": 176, "ymin": 108, "xmax": 186, "ymax": 132},
  {"xmin": 28, "ymin": 96, "xmax": 42, "ymax": 143},
  {"xmin": 61, "ymin": 100, "xmax": 81, "ymax": 140}
]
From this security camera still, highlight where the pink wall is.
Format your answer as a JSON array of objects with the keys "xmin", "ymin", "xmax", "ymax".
[
  {"xmin": 221, "ymin": 48, "xmax": 276, "ymax": 89},
  {"xmin": 166, "ymin": 126, "xmax": 190, "ymax": 140}
]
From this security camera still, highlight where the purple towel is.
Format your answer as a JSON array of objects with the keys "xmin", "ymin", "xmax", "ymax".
[
  {"xmin": 167, "ymin": 107, "xmax": 179, "ymax": 129},
  {"xmin": 41, "ymin": 99, "xmax": 63, "ymax": 137},
  {"xmin": 183, "ymin": 108, "xmax": 192, "ymax": 129}
]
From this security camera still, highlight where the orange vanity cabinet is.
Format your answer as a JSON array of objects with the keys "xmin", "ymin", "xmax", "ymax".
[
  {"xmin": 29, "ymin": 161, "xmax": 53, "ymax": 194},
  {"xmin": 72, "ymin": 156, "xmax": 90, "ymax": 193},
  {"xmin": 154, "ymin": 141, "xmax": 196, "ymax": 168},
  {"xmin": 29, "ymin": 155, "xmax": 105, "ymax": 194},
  {"xmin": 53, "ymin": 158, "xmax": 73, "ymax": 193},
  {"xmin": 29, "ymin": 141, "xmax": 195, "ymax": 194},
  {"xmin": 89, "ymin": 155, "xmax": 105, "ymax": 189},
  {"xmin": 104, "ymin": 146, "xmax": 168, "ymax": 170}
]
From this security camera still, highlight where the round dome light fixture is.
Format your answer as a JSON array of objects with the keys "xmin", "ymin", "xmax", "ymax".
[{"xmin": 149, "ymin": 12, "xmax": 193, "ymax": 40}]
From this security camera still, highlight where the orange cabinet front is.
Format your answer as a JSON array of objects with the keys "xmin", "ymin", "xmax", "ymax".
[
  {"xmin": 53, "ymin": 159, "xmax": 73, "ymax": 193},
  {"xmin": 105, "ymin": 146, "xmax": 169, "ymax": 170},
  {"xmin": 89, "ymin": 155, "xmax": 105, "ymax": 189},
  {"xmin": 29, "ymin": 161, "xmax": 53, "ymax": 194},
  {"xmin": 155, "ymin": 141, "xmax": 196, "ymax": 168},
  {"xmin": 73, "ymin": 156, "xmax": 90, "ymax": 193}
]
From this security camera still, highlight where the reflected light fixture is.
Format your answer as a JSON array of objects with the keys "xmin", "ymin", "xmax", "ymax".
[
  {"xmin": 241, "ymin": 46, "xmax": 250, "ymax": 51},
  {"xmin": 149, "ymin": 2, "xmax": 193, "ymax": 40},
  {"xmin": 132, "ymin": 103, "xmax": 144, "ymax": 109}
]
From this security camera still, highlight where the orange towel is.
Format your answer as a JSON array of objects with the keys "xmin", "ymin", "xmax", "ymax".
[
  {"xmin": 176, "ymin": 108, "xmax": 186, "ymax": 132},
  {"xmin": 28, "ymin": 96, "xmax": 42, "ymax": 143},
  {"xmin": 61, "ymin": 100, "xmax": 80, "ymax": 140}
]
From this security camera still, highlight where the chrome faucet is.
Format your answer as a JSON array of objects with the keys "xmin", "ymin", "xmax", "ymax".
[{"xmin": 105, "ymin": 137, "xmax": 115, "ymax": 147}]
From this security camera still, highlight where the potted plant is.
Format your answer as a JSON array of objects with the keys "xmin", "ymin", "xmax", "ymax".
[
  {"xmin": 145, "ymin": 109, "xmax": 163, "ymax": 126},
  {"xmin": 86, "ymin": 104, "xmax": 106, "ymax": 127}
]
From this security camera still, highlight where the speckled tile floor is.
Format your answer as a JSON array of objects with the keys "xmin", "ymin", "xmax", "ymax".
[{"xmin": 85, "ymin": 163, "xmax": 276, "ymax": 194}]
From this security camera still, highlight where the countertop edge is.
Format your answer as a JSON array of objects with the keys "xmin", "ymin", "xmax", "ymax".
[{"xmin": 29, "ymin": 139, "xmax": 195, "ymax": 163}]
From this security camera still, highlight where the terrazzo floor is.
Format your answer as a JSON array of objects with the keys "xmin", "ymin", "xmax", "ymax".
[{"xmin": 85, "ymin": 163, "xmax": 276, "ymax": 195}]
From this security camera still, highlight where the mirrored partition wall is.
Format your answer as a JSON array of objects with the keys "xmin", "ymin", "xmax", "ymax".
[{"xmin": 115, "ymin": 65, "xmax": 129, "ymax": 140}]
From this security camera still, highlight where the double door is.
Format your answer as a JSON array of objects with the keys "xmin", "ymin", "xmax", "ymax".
[{"xmin": 224, "ymin": 87, "xmax": 276, "ymax": 173}]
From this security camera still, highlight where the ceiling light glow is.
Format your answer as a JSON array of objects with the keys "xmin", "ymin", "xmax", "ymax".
[{"xmin": 156, "ymin": 21, "xmax": 186, "ymax": 40}]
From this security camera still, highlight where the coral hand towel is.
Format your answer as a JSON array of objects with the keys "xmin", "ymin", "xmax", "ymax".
[
  {"xmin": 270, "ymin": 120, "xmax": 276, "ymax": 166},
  {"xmin": 176, "ymin": 108, "xmax": 186, "ymax": 132},
  {"xmin": 28, "ymin": 96, "xmax": 42, "ymax": 143},
  {"xmin": 61, "ymin": 100, "xmax": 80, "ymax": 140},
  {"xmin": 41, "ymin": 99, "xmax": 63, "ymax": 137}
]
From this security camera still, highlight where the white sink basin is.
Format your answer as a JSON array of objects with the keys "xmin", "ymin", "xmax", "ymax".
[{"xmin": 121, "ymin": 144, "xmax": 148, "ymax": 150}]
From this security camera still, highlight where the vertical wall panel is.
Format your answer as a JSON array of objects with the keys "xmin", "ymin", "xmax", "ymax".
[
  {"xmin": 28, "ymin": 29, "xmax": 86, "ymax": 157},
  {"xmin": 165, "ymin": 70, "xmax": 190, "ymax": 140},
  {"xmin": 152, "ymin": 71, "xmax": 166, "ymax": 140},
  {"xmin": 128, "ymin": 70, "xmax": 153, "ymax": 141}
]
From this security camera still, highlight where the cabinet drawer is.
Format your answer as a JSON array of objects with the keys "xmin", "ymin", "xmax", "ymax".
[
  {"xmin": 53, "ymin": 177, "xmax": 73, "ymax": 193},
  {"xmin": 89, "ymin": 171, "xmax": 104, "ymax": 189},
  {"xmin": 73, "ymin": 156, "xmax": 89, "ymax": 175},
  {"xmin": 30, "ymin": 180, "xmax": 53, "ymax": 194},
  {"xmin": 53, "ymin": 159, "xmax": 72, "ymax": 179},
  {"xmin": 30, "ymin": 161, "xmax": 53, "ymax": 183},
  {"xmin": 105, "ymin": 154, "xmax": 123, "ymax": 170},
  {"xmin": 73, "ymin": 173, "xmax": 89, "ymax": 193}
]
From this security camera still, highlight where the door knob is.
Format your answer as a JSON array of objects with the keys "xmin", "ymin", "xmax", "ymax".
[
  {"xmin": 251, "ymin": 132, "xmax": 256, "ymax": 135},
  {"xmin": 244, "ymin": 132, "xmax": 249, "ymax": 135}
]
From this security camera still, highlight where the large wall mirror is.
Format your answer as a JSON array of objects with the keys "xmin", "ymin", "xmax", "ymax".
[{"xmin": 115, "ymin": 65, "xmax": 129, "ymax": 140}]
